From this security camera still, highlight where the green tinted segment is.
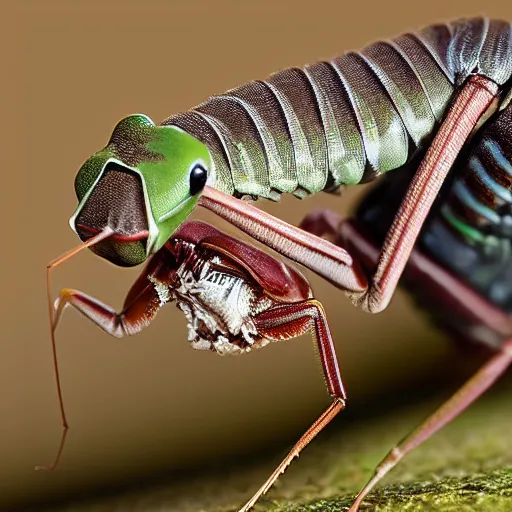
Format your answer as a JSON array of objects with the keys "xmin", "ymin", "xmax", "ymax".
[{"xmin": 72, "ymin": 114, "xmax": 212, "ymax": 258}]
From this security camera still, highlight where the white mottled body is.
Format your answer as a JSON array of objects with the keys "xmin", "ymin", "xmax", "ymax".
[{"xmin": 149, "ymin": 243, "xmax": 274, "ymax": 355}]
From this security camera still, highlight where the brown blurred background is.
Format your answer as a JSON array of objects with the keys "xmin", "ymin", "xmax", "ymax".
[{"xmin": 7, "ymin": 0, "xmax": 512, "ymax": 510}]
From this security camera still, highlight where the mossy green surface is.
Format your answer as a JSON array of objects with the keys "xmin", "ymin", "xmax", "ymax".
[
  {"xmin": 262, "ymin": 469, "xmax": 512, "ymax": 511},
  {"xmin": 48, "ymin": 379, "xmax": 512, "ymax": 512}
]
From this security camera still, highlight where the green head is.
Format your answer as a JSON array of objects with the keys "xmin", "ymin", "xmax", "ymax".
[{"xmin": 70, "ymin": 114, "xmax": 212, "ymax": 266}]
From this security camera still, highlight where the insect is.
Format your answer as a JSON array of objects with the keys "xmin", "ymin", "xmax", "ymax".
[{"xmin": 44, "ymin": 16, "xmax": 512, "ymax": 511}]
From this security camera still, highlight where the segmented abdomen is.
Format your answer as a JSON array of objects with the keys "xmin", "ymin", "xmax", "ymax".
[
  {"xmin": 442, "ymin": 105, "xmax": 512, "ymax": 245},
  {"xmin": 163, "ymin": 18, "xmax": 512, "ymax": 201}
]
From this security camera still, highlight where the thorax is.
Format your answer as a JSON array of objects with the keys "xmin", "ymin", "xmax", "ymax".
[{"xmin": 151, "ymin": 241, "xmax": 275, "ymax": 355}]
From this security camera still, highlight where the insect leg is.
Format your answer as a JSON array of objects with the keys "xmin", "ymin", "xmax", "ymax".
[
  {"xmin": 298, "ymin": 213, "xmax": 512, "ymax": 507},
  {"xmin": 199, "ymin": 186, "xmax": 368, "ymax": 294},
  {"xmin": 297, "ymin": 207, "xmax": 344, "ymax": 242},
  {"xmin": 301, "ymin": 213, "xmax": 512, "ymax": 341},
  {"xmin": 52, "ymin": 282, "xmax": 159, "ymax": 339},
  {"xmin": 348, "ymin": 339, "xmax": 512, "ymax": 512},
  {"xmin": 257, "ymin": 299, "xmax": 345, "ymax": 398},
  {"xmin": 51, "ymin": 245, "xmax": 169, "ymax": 340},
  {"xmin": 354, "ymin": 76, "xmax": 498, "ymax": 314},
  {"xmin": 238, "ymin": 300, "xmax": 346, "ymax": 512},
  {"xmin": 298, "ymin": 77, "xmax": 498, "ymax": 314},
  {"xmin": 37, "ymin": 253, "xmax": 166, "ymax": 471}
]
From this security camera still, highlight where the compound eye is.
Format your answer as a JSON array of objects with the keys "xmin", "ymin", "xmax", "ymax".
[{"xmin": 189, "ymin": 164, "xmax": 208, "ymax": 196}]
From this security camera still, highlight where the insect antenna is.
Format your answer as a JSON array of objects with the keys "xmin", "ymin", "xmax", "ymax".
[{"xmin": 36, "ymin": 227, "xmax": 113, "ymax": 471}]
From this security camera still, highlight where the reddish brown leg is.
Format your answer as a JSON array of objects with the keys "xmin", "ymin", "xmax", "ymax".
[
  {"xmin": 299, "ymin": 77, "xmax": 498, "ymax": 315},
  {"xmin": 304, "ymin": 215, "xmax": 512, "ymax": 510},
  {"xmin": 296, "ymin": 208, "xmax": 344, "ymax": 242},
  {"xmin": 51, "ymin": 279, "xmax": 161, "ymax": 340},
  {"xmin": 200, "ymin": 76, "xmax": 498, "ymax": 314},
  {"xmin": 200, "ymin": 185, "xmax": 368, "ymax": 294},
  {"xmin": 239, "ymin": 300, "xmax": 346, "ymax": 512},
  {"xmin": 356, "ymin": 76, "xmax": 498, "ymax": 313},
  {"xmin": 299, "ymin": 210, "xmax": 512, "ymax": 341},
  {"xmin": 348, "ymin": 339, "xmax": 512, "ymax": 511},
  {"xmin": 340, "ymin": 218, "xmax": 512, "ymax": 341},
  {"xmin": 37, "ymin": 251, "xmax": 166, "ymax": 471}
]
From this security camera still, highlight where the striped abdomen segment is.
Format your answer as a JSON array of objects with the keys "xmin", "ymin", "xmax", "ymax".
[
  {"xmin": 441, "ymin": 102, "xmax": 512, "ymax": 245},
  {"xmin": 414, "ymin": 99, "xmax": 512, "ymax": 313},
  {"xmin": 163, "ymin": 18, "xmax": 512, "ymax": 201}
]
